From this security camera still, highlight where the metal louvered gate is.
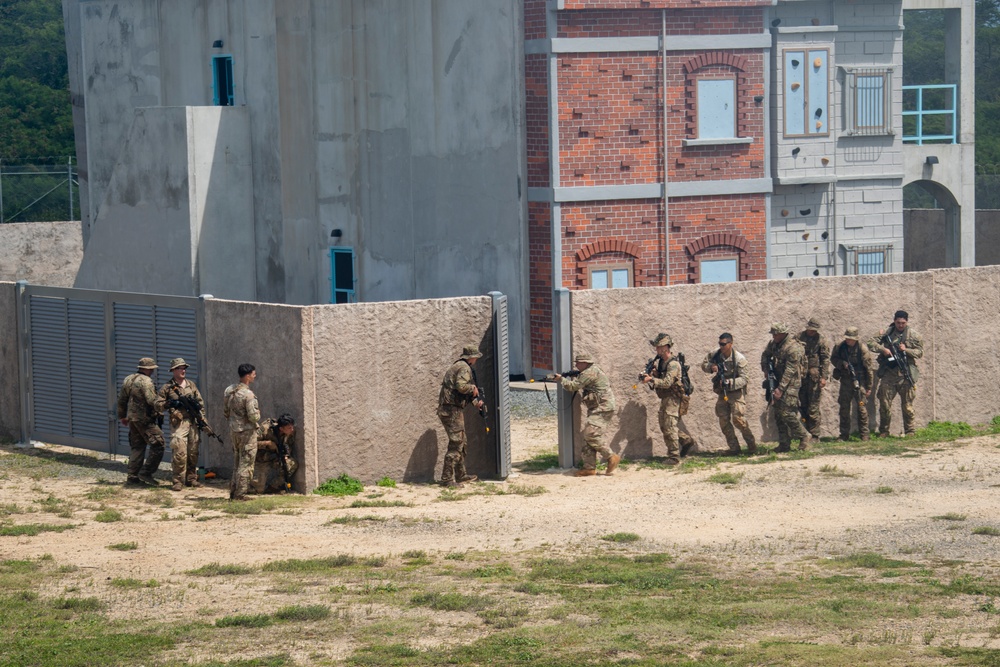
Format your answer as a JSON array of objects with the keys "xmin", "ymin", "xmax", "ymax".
[
  {"xmin": 16, "ymin": 283, "xmax": 203, "ymax": 457},
  {"xmin": 489, "ymin": 292, "xmax": 512, "ymax": 479}
]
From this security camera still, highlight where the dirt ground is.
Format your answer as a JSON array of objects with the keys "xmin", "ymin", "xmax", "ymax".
[{"xmin": 2, "ymin": 415, "xmax": 1000, "ymax": 629}]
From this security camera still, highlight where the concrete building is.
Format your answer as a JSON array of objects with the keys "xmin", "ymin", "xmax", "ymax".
[
  {"xmin": 524, "ymin": 0, "xmax": 974, "ymax": 372},
  {"xmin": 62, "ymin": 0, "xmax": 530, "ymax": 372}
]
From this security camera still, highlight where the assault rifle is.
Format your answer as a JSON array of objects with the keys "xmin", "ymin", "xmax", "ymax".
[
  {"xmin": 636, "ymin": 357, "xmax": 657, "ymax": 390},
  {"xmin": 269, "ymin": 424, "xmax": 293, "ymax": 492},
  {"xmin": 167, "ymin": 393, "xmax": 225, "ymax": 444},
  {"xmin": 468, "ymin": 364, "xmax": 490, "ymax": 433},
  {"xmin": 677, "ymin": 353, "xmax": 694, "ymax": 396},
  {"xmin": 711, "ymin": 351, "xmax": 729, "ymax": 402},
  {"xmin": 762, "ymin": 355, "xmax": 778, "ymax": 404},
  {"xmin": 882, "ymin": 330, "xmax": 915, "ymax": 386},
  {"xmin": 845, "ymin": 361, "xmax": 866, "ymax": 407},
  {"xmin": 543, "ymin": 369, "xmax": 581, "ymax": 381}
]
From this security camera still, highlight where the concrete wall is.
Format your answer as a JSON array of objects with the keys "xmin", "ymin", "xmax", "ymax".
[
  {"xmin": 65, "ymin": 0, "xmax": 529, "ymax": 374},
  {"xmin": 567, "ymin": 266, "xmax": 999, "ymax": 458},
  {"xmin": 0, "ymin": 222, "xmax": 82, "ymax": 286},
  {"xmin": 0, "ymin": 283, "xmax": 21, "ymax": 441},
  {"xmin": 74, "ymin": 107, "xmax": 255, "ymax": 299},
  {"xmin": 770, "ymin": 0, "xmax": 904, "ymax": 277},
  {"xmin": 201, "ymin": 299, "xmax": 308, "ymax": 485},
  {"xmin": 904, "ymin": 209, "xmax": 1000, "ymax": 270},
  {"xmin": 309, "ymin": 296, "xmax": 497, "ymax": 486}
]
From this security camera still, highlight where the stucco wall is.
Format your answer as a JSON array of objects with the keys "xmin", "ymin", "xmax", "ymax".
[
  {"xmin": 0, "ymin": 283, "xmax": 21, "ymax": 441},
  {"xmin": 0, "ymin": 222, "xmax": 82, "ymax": 287},
  {"xmin": 568, "ymin": 266, "xmax": 998, "ymax": 458},
  {"xmin": 308, "ymin": 296, "xmax": 496, "ymax": 486}
]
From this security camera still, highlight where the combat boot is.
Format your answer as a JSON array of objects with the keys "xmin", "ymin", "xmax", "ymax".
[
  {"xmin": 860, "ymin": 431, "xmax": 870, "ymax": 441},
  {"xmin": 775, "ymin": 444, "xmax": 791, "ymax": 453},
  {"xmin": 138, "ymin": 474, "xmax": 159, "ymax": 487},
  {"xmin": 574, "ymin": 468, "xmax": 596, "ymax": 477},
  {"xmin": 171, "ymin": 482, "xmax": 183, "ymax": 492},
  {"xmin": 605, "ymin": 455, "xmax": 620, "ymax": 475},
  {"xmin": 459, "ymin": 475, "xmax": 478, "ymax": 483},
  {"xmin": 798, "ymin": 433, "xmax": 813, "ymax": 451}
]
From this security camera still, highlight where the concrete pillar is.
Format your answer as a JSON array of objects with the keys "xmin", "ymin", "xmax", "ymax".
[{"xmin": 553, "ymin": 288, "xmax": 575, "ymax": 469}]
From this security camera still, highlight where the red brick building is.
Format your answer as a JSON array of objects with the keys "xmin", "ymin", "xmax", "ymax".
[{"xmin": 526, "ymin": 0, "xmax": 771, "ymax": 372}]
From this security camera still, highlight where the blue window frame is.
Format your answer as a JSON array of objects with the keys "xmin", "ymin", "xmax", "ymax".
[
  {"xmin": 329, "ymin": 247, "xmax": 357, "ymax": 304},
  {"xmin": 212, "ymin": 55, "xmax": 234, "ymax": 106}
]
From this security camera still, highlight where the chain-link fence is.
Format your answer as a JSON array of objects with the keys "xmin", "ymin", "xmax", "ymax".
[
  {"xmin": 0, "ymin": 157, "xmax": 80, "ymax": 223},
  {"xmin": 976, "ymin": 164, "xmax": 1000, "ymax": 210}
]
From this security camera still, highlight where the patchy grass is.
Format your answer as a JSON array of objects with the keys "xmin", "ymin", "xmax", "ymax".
[
  {"xmin": 825, "ymin": 552, "xmax": 920, "ymax": 570},
  {"xmin": 818, "ymin": 464, "xmax": 854, "ymax": 477},
  {"xmin": 109, "ymin": 578, "xmax": 159, "ymax": 589},
  {"xmin": 972, "ymin": 526, "xmax": 1000, "ymax": 537},
  {"xmin": 262, "ymin": 555, "xmax": 357, "ymax": 573},
  {"xmin": 932, "ymin": 513, "xmax": 967, "ymax": 522},
  {"xmin": 516, "ymin": 452, "xmax": 559, "ymax": 472},
  {"xmin": 601, "ymin": 532, "xmax": 641, "ymax": 543},
  {"xmin": 313, "ymin": 474, "xmax": 364, "ymax": 497},
  {"xmin": 875, "ymin": 486, "xmax": 894, "ymax": 494},
  {"xmin": 324, "ymin": 515, "xmax": 387, "ymax": 525},
  {"xmin": 106, "ymin": 542, "xmax": 138, "ymax": 551},
  {"xmin": 376, "ymin": 476, "xmax": 397, "ymax": 488},
  {"xmin": 0, "ymin": 523, "xmax": 74, "ymax": 537},
  {"xmin": 350, "ymin": 499, "xmax": 413, "ymax": 508},
  {"xmin": 93, "ymin": 509, "xmax": 123, "ymax": 523},
  {"xmin": 187, "ymin": 562, "xmax": 256, "ymax": 577},
  {"xmin": 707, "ymin": 471, "xmax": 744, "ymax": 485}
]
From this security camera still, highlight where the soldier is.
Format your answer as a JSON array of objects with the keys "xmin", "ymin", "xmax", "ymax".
[
  {"xmin": 438, "ymin": 345, "xmax": 485, "ymax": 488},
  {"xmin": 250, "ymin": 413, "xmax": 297, "ymax": 494},
  {"xmin": 224, "ymin": 363, "xmax": 260, "ymax": 501},
  {"xmin": 701, "ymin": 332, "xmax": 757, "ymax": 455},
  {"xmin": 831, "ymin": 327, "xmax": 874, "ymax": 440},
  {"xmin": 158, "ymin": 358, "xmax": 205, "ymax": 492},
  {"xmin": 761, "ymin": 323, "xmax": 814, "ymax": 452},
  {"xmin": 867, "ymin": 310, "xmax": 924, "ymax": 436},
  {"xmin": 555, "ymin": 352, "xmax": 619, "ymax": 477},
  {"xmin": 116, "ymin": 357, "xmax": 166, "ymax": 486},
  {"xmin": 797, "ymin": 317, "xmax": 830, "ymax": 439},
  {"xmin": 641, "ymin": 333, "xmax": 696, "ymax": 464}
]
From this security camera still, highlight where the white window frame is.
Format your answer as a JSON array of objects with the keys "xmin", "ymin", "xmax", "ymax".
[
  {"xmin": 698, "ymin": 256, "xmax": 740, "ymax": 283},
  {"xmin": 782, "ymin": 48, "xmax": 830, "ymax": 138},
  {"xmin": 843, "ymin": 66, "xmax": 894, "ymax": 136}
]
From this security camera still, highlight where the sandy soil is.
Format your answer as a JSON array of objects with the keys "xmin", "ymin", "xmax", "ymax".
[{"xmin": 2, "ymin": 416, "xmax": 1000, "ymax": 629}]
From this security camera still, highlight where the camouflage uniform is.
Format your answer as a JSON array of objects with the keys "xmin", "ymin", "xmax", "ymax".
[
  {"xmin": 647, "ymin": 336, "xmax": 695, "ymax": 464},
  {"xmin": 159, "ymin": 360, "xmax": 205, "ymax": 488},
  {"xmin": 761, "ymin": 324, "xmax": 812, "ymax": 452},
  {"xmin": 701, "ymin": 347, "xmax": 756, "ymax": 454},
  {"xmin": 250, "ymin": 418, "xmax": 298, "ymax": 494},
  {"xmin": 116, "ymin": 358, "xmax": 167, "ymax": 484},
  {"xmin": 438, "ymin": 345, "xmax": 483, "ymax": 485},
  {"xmin": 796, "ymin": 319, "xmax": 830, "ymax": 438},
  {"xmin": 561, "ymin": 355, "xmax": 617, "ymax": 471},
  {"xmin": 831, "ymin": 328, "xmax": 874, "ymax": 440},
  {"xmin": 224, "ymin": 382, "xmax": 260, "ymax": 499},
  {"xmin": 867, "ymin": 322, "xmax": 924, "ymax": 436}
]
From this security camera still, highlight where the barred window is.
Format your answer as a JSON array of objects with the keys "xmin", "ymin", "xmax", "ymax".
[
  {"xmin": 844, "ymin": 67, "xmax": 894, "ymax": 136},
  {"xmin": 845, "ymin": 244, "xmax": 892, "ymax": 274}
]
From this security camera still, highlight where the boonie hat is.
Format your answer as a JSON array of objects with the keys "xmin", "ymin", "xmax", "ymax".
[
  {"xmin": 649, "ymin": 332, "xmax": 673, "ymax": 348},
  {"xmin": 843, "ymin": 327, "xmax": 860, "ymax": 341},
  {"xmin": 137, "ymin": 357, "xmax": 158, "ymax": 370},
  {"xmin": 574, "ymin": 352, "xmax": 595, "ymax": 364},
  {"xmin": 770, "ymin": 323, "xmax": 789, "ymax": 334},
  {"xmin": 806, "ymin": 318, "xmax": 821, "ymax": 330},
  {"xmin": 461, "ymin": 345, "xmax": 483, "ymax": 360},
  {"xmin": 169, "ymin": 358, "xmax": 189, "ymax": 370}
]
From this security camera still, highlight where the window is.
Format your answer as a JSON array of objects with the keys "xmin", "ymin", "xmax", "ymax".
[
  {"xmin": 845, "ymin": 244, "xmax": 892, "ymax": 275},
  {"xmin": 697, "ymin": 78, "xmax": 736, "ymax": 139},
  {"xmin": 212, "ymin": 55, "xmax": 234, "ymax": 106},
  {"xmin": 783, "ymin": 49, "xmax": 829, "ymax": 137},
  {"xmin": 329, "ymin": 247, "xmax": 357, "ymax": 303},
  {"xmin": 844, "ymin": 67, "xmax": 893, "ymax": 136},
  {"xmin": 699, "ymin": 257, "xmax": 739, "ymax": 283},
  {"xmin": 589, "ymin": 265, "xmax": 631, "ymax": 289}
]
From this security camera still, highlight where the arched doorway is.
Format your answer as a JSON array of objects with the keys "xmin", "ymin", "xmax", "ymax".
[{"xmin": 902, "ymin": 179, "xmax": 960, "ymax": 271}]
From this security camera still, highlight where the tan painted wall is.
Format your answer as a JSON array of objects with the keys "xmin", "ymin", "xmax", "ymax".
[
  {"xmin": 568, "ymin": 267, "xmax": 1000, "ymax": 457},
  {"xmin": 200, "ymin": 295, "xmax": 496, "ymax": 490},
  {"xmin": 0, "ymin": 283, "xmax": 21, "ymax": 441},
  {"xmin": 308, "ymin": 297, "xmax": 496, "ymax": 487},
  {"xmin": 0, "ymin": 222, "xmax": 82, "ymax": 286}
]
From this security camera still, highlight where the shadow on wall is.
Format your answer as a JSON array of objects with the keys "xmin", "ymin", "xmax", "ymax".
[
  {"xmin": 406, "ymin": 429, "xmax": 440, "ymax": 482},
  {"xmin": 611, "ymin": 400, "xmax": 654, "ymax": 460}
]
